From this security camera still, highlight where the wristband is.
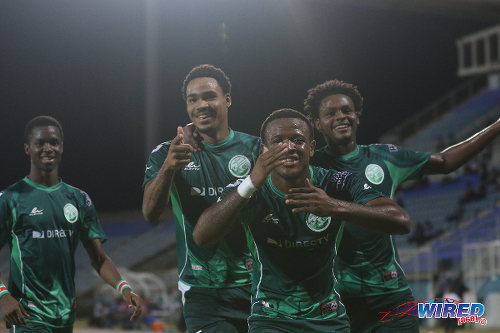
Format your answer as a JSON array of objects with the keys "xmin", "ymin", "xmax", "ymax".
[
  {"xmin": 0, "ymin": 284, "xmax": 9, "ymax": 298},
  {"xmin": 115, "ymin": 280, "xmax": 132, "ymax": 294},
  {"xmin": 237, "ymin": 176, "xmax": 257, "ymax": 199}
]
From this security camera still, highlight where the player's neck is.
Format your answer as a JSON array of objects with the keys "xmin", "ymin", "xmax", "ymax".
[
  {"xmin": 199, "ymin": 127, "xmax": 230, "ymax": 144},
  {"xmin": 28, "ymin": 169, "xmax": 60, "ymax": 187},
  {"xmin": 326, "ymin": 140, "xmax": 357, "ymax": 156},
  {"xmin": 270, "ymin": 171, "xmax": 309, "ymax": 194}
]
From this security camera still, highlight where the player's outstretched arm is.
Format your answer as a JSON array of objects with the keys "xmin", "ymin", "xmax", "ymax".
[
  {"xmin": 142, "ymin": 126, "xmax": 194, "ymax": 223},
  {"xmin": 285, "ymin": 179, "xmax": 411, "ymax": 234},
  {"xmin": 85, "ymin": 239, "xmax": 143, "ymax": 320},
  {"xmin": 193, "ymin": 143, "xmax": 288, "ymax": 247},
  {"xmin": 0, "ymin": 286, "xmax": 29, "ymax": 327},
  {"xmin": 422, "ymin": 117, "xmax": 500, "ymax": 175}
]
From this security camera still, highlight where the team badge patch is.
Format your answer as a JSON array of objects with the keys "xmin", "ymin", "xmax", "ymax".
[
  {"xmin": 306, "ymin": 214, "xmax": 331, "ymax": 232},
  {"xmin": 63, "ymin": 203, "xmax": 78, "ymax": 223},
  {"xmin": 228, "ymin": 155, "xmax": 251, "ymax": 177},
  {"xmin": 365, "ymin": 164, "xmax": 384, "ymax": 184}
]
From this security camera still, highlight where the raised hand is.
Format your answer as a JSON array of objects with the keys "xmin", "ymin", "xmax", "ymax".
[
  {"xmin": 285, "ymin": 178, "xmax": 341, "ymax": 216},
  {"xmin": 165, "ymin": 126, "xmax": 194, "ymax": 170},
  {"xmin": 182, "ymin": 123, "xmax": 203, "ymax": 152},
  {"xmin": 0, "ymin": 294, "xmax": 29, "ymax": 327},
  {"xmin": 249, "ymin": 143, "xmax": 288, "ymax": 187}
]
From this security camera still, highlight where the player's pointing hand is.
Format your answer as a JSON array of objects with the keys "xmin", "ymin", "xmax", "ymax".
[{"xmin": 165, "ymin": 126, "xmax": 194, "ymax": 171}]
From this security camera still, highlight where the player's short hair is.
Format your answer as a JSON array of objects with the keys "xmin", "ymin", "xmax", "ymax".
[
  {"xmin": 182, "ymin": 64, "xmax": 232, "ymax": 100},
  {"xmin": 260, "ymin": 108, "xmax": 315, "ymax": 145},
  {"xmin": 24, "ymin": 116, "xmax": 64, "ymax": 143},
  {"xmin": 303, "ymin": 79, "xmax": 364, "ymax": 121}
]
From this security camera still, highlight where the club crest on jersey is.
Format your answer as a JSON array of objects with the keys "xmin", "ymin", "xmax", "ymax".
[
  {"xmin": 228, "ymin": 155, "xmax": 251, "ymax": 177},
  {"xmin": 63, "ymin": 203, "xmax": 78, "ymax": 223},
  {"xmin": 365, "ymin": 164, "xmax": 384, "ymax": 185},
  {"xmin": 306, "ymin": 214, "xmax": 331, "ymax": 232}
]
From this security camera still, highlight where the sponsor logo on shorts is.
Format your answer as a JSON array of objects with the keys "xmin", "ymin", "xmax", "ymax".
[
  {"xmin": 382, "ymin": 270, "xmax": 398, "ymax": 282},
  {"xmin": 321, "ymin": 301, "xmax": 338, "ymax": 315},
  {"xmin": 228, "ymin": 155, "xmax": 251, "ymax": 177},
  {"xmin": 245, "ymin": 260, "xmax": 253, "ymax": 270},
  {"xmin": 365, "ymin": 164, "xmax": 384, "ymax": 185},
  {"xmin": 63, "ymin": 203, "xmax": 78, "ymax": 223},
  {"xmin": 192, "ymin": 265, "xmax": 203, "ymax": 271}
]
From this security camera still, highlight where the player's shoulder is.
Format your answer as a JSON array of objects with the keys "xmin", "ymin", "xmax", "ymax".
[
  {"xmin": 150, "ymin": 141, "xmax": 171, "ymax": 155},
  {"xmin": 62, "ymin": 183, "xmax": 94, "ymax": 207},
  {"xmin": 366, "ymin": 143, "xmax": 408, "ymax": 158},
  {"xmin": 0, "ymin": 179, "xmax": 30, "ymax": 198},
  {"xmin": 311, "ymin": 166, "xmax": 352, "ymax": 189},
  {"xmin": 232, "ymin": 130, "xmax": 260, "ymax": 144}
]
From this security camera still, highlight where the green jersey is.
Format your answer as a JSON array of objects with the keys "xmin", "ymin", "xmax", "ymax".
[
  {"xmin": 143, "ymin": 129, "xmax": 260, "ymax": 288},
  {"xmin": 0, "ymin": 177, "xmax": 107, "ymax": 328},
  {"xmin": 221, "ymin": 166, "xmax": 382, "ymax": 324},
  {"xmin": 311, "ymin": 144, "xmax": 430, "ymax": 297}
]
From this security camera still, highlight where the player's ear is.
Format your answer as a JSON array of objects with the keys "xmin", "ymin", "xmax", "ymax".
[
  {"xmin": 24, "ymin": 143, "xmax": 30, "ymax": 155},
  {"xmin": 314, "ymin": 118, "xmax": 321, "ymax": 130},
  {"xmin": 309, "ymin": 140, "xmax": 316, "ymax": 157},
  {"xmin": 225, "ymin": 94, "xmax": 231, "ymax": 109}
]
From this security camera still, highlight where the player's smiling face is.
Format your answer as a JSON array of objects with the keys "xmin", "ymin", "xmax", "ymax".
[
  {"xmin": 24, "ymin": 126, "xmax": 63, "ymax": 173},
  {"xmin": 264, "ymin": 117, "xmax": 315, "ymax": 180},
  {"xmin": 315, "ymin": 94, "xmax": 359, "ymax": 146},
  {"xmin": 185, "ymin": 77, "xmax": 231, "ymax": 136}
]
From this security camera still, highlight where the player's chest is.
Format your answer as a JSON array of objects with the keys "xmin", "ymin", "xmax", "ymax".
[
  {"xmin": 179, "ymin": 151, "xmax": 253, "ymax": 188},
  {"xmin": 252, "ymin": 203, "xmax": 338, "ymax": 251},
  {"xmin": 15, "ymin": 194, "xmax": 80, "ymax": 238}
]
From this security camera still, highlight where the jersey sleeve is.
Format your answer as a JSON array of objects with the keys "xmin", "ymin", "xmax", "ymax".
[
  {"xmin": 219, "ymin": 179, "xmax": 259, "ymax": 226},
  {"xmin": 327, "ymin": 171, "xmax": 384, "ymax": 205},
  {"xmin": 0, "ymin": 191, "xmax": 12, "ymax": 249},
  {"xmin": 374, "ymin": 144, "xmax": 431, "ymax": 185},
  {"xmin": 142, "ymin": 142, "xmax": 170, "ymax": 190},
  {"xmin": 78, "ymin": 190, "xmax": 107, "ymax": 244}
]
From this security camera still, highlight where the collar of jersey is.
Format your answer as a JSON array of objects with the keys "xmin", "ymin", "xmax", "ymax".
[
  {"xmin": 202, "ymin": 128, "xmax": 234, "ymax": 149},
  {"xmin": 338, "ymin": 144, "xmax": 360, "ymax": 161},
  {"xmin": 23, "ymin": 176, "xmax": 63, "ymax": 192},
  {"xmin": 267, "ymin": 166, "xmax": 315, "ymax": 198}
]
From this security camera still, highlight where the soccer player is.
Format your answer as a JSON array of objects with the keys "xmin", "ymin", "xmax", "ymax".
[
  {"xmin": 0, "ymin": 116, "xmax": 142, "ymax": 332},
  {"xmin": 142, "ymin": 64, "xmax": 261, "ymax": 333},
  {"xmin": 303, "ymin": 79, "xmax": 500, "ymax": 332},
  {"xmin": 193, "ymin": 108, "xmax": 411, "ymax": 333}
]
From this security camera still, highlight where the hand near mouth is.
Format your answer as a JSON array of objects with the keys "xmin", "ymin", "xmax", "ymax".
[{"xmin": 249, "ymin": 143, "xmax": 289, "ymax": 188}]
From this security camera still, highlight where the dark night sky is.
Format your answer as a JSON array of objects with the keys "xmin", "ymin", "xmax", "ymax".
[{"xmin": 0, "ymin": 1, "xmax": 495, "ymax": 211}]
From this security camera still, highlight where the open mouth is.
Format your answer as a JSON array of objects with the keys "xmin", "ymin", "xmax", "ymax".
[
  {"xmin": 197, "ymin": 114, "xmax": 212, "ymax": 120},
  {"xmin": 333, "ymin": 123, "xmax": 350, "ymax": 130},
  {"xmin": 281, "ymin": 155, "xmax": 299, "ymax": 166},
  {"xmin": 41, "ymin": 156, "xmax": 55, "ymax": 162}
]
